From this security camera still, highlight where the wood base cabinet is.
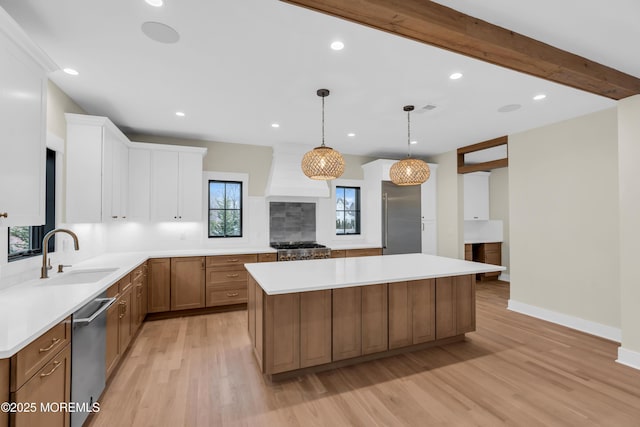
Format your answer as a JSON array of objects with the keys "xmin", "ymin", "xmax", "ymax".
[
  {"xmin": 148, "ymin": 258, "xmax": 171, "ymax": 313},
  {"xmin": 171, "ymin": 257, "xmax": 205, "ymax": 311},
  {"xmin": 248, "ymin": 274, "xmax": 473, "ymax": 378}
]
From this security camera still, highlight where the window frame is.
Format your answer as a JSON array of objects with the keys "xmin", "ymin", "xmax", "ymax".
[
  {"xmin": 8, "ymin": 148, "xmax": 56, "ymax": 262},
  {"xmin": 208, "ymin": 180, "xmax": 243, "ymax": 238},
  {"xmin": 335, "ymin": 185, "xmax": 361, "ymax": 236}
]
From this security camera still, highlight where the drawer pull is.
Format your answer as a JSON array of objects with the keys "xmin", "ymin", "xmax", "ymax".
[
  {"xmin": 39, "ymin": 338, "xmax": 61, "ymax": 353},
  {"xmin": 227, "ymin": 259, "xmax": 239, "ymax": 263},
  {"xmin": 40, "ymin": 360, "xmax": 62, "ymax": 377},
  {"xmin": 226, "ymin": 273, "xmax": 240, "ymax": 278},
  {"xmin": 226, "ymin": 292, "xmax": 239, "ymax": 297}
]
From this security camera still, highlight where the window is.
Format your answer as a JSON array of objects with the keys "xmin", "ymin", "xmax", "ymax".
[
  {"xmin": 8, "ymin": 149, "xmax": 56, "ymax": 261},
  {"xmin": 336, "ymin": 186, "xmax": 360, "ymax": 235},
  {"xmin": 208, "ymin": 180, "xmax": 242, "ymax": 238}
]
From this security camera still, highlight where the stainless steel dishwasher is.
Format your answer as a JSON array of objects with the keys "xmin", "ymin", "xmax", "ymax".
[{"xmin": 71, "ymin": 292, "xmax": 116, "ymax": 427}]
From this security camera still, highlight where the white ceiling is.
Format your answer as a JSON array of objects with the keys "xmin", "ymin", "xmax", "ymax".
[{"xmin": 1, "ymin": 0, "xmax": 631, "ymax": 158}]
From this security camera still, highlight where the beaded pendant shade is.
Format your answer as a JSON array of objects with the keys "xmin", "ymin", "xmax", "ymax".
[
  {"xmin": 389, "ymin": 105, "xmax": 430, "ymax": 186},
  {"xmin": 301, "ymin": 89, "xmax": 345, "ymax": 180}
]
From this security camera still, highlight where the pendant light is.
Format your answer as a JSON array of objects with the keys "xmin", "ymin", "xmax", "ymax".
[
  {"xmin": 301, "ymin": 89, "xmax": 345, "ymax": 180},
  {"xmin": 389, "ymin": 105, "xmax": 430, "ymax": 186}
]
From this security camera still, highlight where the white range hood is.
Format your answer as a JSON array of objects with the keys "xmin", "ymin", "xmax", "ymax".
[{"xmin": 264, "ymin": 143, "xmax": 330, "ymax": 198}]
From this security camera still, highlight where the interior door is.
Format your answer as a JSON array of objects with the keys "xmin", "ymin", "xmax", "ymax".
[{"xmin": 382, "ymin": 181, "xmax": 421, "ymax": 255}]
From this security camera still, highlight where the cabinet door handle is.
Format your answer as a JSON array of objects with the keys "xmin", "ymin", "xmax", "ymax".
[
  {"xmin": 39, "ymin": 338, "xmax": 61, "ymax": 353},
  {"xmin": 228, "ymin": 259, "xmax": 239, "ymax": 263},
  {"xmin": 226, "ymin": 292, "xmax": 239, "ymax": 297},
  {"xmin": 226, "ymin": 273, "xmax": 239, "ymax": 278},
  {"xmin": 40, "ymin": 360, "xmax": 62, "ymax": 377}
]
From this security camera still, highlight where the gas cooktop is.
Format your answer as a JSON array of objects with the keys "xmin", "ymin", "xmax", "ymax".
[{"xmin": 270, "ymin": 242, "xmax": 327, "ymax": 250}]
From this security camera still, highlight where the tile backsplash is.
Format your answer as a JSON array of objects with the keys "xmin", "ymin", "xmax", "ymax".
[{"xmin": 269, "ymin": 202, "xmax": 316, "ymax": 242}]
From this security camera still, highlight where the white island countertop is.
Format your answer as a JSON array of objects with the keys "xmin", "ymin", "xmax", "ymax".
[{"xmin": 245, "ymin": 253, "xmax": 505, "ymax": 295}]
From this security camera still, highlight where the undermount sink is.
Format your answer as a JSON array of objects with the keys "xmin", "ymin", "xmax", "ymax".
[{"xmin": 44, "ymin": 268, "xmax": 118, "ymax": 285}]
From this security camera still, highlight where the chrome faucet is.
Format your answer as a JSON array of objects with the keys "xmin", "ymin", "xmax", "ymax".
[{"xmin": 41, "ymin": 228, "xmax": 80, "ymax": 279}]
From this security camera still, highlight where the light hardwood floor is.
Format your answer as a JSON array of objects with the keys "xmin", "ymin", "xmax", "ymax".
[{"xmin": 89, "ymin": 281, "xmax": 640, "ymax": 426}]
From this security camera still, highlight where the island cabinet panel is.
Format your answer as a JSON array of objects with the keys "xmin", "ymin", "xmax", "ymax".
[
  {"xmin": 332, "ymin": 287, "xmax": 362, "ymax": 361},
  {"xmin": 455, "ymin": 275, "xmax": 476, "ymax": 334},
  {"xmin": 248, "ymin": 276, "xmax": 256, "ymax": 337},
  {"xmin": 171, "ymin": 257, "xmax": 205, "ymax": 310},
  {"xmin": 411, "ymin": 279, "xmax": 436, "ymax": 344},
  {"xmin": 435, "ymin": 277, "xmax": 457, "ymax": 339},
  {"xmin": 300, "ymin": 290, "xmax": 332, "ymax": 368},
  {"xmin": 254, "ymin": 282, "xmax": 264, "ymax": 372},
  {"xmin": 361, "ymin": 284, "xmax": 388, "ymax": 355},
  {"xmin": 148, "ymin": 258, "xmax": 171, "ymax": 313},
  {"xmin": 264, "ymin": 293, "xmax": 300, "ymax": 374},
  {"xmin": 435, "ymin": 275, "xmax": 476, "ymax": 339},
  {"xmin": 1, "ymin": 359, "xmax": 8, "ymax": 427},
  {"xmin": 389, "ymin": 282, "xmax": 412, "ymax": 349}
]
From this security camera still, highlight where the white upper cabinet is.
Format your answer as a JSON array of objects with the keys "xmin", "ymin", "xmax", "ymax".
[
  {"xmin": 66, "ymin": 114, "xmax": 130, "ymax": 223},
  {"xmin": 150, "ymin": 149, "xmax": 205, "ymax": 222},
  {"xmin": 464, "ymin": 172, "xmax": 490, "ymax": 221},
  {"xmin": 127, "ymin": 147, "xmax": 151, "ymax": 221},
  {"xmin": 0, "ymin": 9, "xmax": 57, "ymax": 227}
]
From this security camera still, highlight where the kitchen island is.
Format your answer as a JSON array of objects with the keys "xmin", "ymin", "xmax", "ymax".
[{"xmin": 245, "ymin": 253, "xmax": 505, "ymax": 380}]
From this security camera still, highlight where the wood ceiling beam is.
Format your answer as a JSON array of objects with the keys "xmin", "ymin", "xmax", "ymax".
[{"xmin": 280, "ymin": 0, "xmax": 640, "ymax": 100}]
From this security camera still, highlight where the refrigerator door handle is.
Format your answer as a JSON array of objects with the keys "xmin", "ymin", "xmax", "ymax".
[{"xmin": 383, "ymin": 192, "xmax": 388, "ymax": 249}]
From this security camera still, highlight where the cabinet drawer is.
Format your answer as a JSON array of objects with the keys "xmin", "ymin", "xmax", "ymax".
[
  {"xmin": 10, "ymin": 318, "xmax": 71, "ymax": 392},
  {"xmin": 207, "ymin": 269, "xmax": 247, "ymax": 284},
  {"xmin": 258, "ymin": 253, "xmax": 277, "ymax": 263},
  {"xmin": 206, "ymin": 254, "xmax": 257, "ymax": 269},
  {"xmin": 118, "ymin": 273, "xmax": 132, "ymax": 293},
  {"xmin": 330, "ymin": 250, "xmax": 346, "ymax": 258},
  {"xmin": 132, "ymin": 264, "xmax": 144, "ymax": 281},
  {"xmin": 206, "ymin": 286, "xmax": 247, "ymax": 306},
  {"xmin": 106, "ymin": 282, "xmax": 119, "ymax": 298}
]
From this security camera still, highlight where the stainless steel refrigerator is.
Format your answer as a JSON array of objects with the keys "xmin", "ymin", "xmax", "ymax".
[{"xmin": 382, "ymin": 181, "xmax": 421, "ymax": 255}]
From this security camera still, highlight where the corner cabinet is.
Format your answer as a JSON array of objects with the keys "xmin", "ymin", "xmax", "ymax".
[
  {"xmin": 150, "ymin": 149, "xmax": 205, "ymax": 222},
  {"xmin": 0, "ymin": 9, "xmax": 56, "ymax": 227},
  {"xmin": 65, "ymin": 114, "xmax": 130, "ymax": 223}
]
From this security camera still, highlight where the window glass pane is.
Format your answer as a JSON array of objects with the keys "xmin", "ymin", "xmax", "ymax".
[
  {"xmin": 226, "ymin": 210, "xmax": 241, "ymax": 236},
  {"xmin": 209, "ymin": 210, "xmax": 225, "ymax": 237},
  {"xmin": 336, "ymin": 187, "xmax": 345, "ymax": 210},
  {"xmin": 345, "ymin": 210, "xmax": 358, "ymax": 234},
  {"xmin": 9, "ymin": 226, "xmax": 31, "ymax": 255},
  {"xmin": 226, "ymin": 183, "xmax": 241, "ymax": 209},
  {"xmin": 209, "ymin": 182, "xmax": 225, "ymax": 209},
  {"xmin": 345, "ymin": 188, "xmax": 357, "ymax": 210},
  {"xmin": 336, "ymin": 211, "xmax": 345, "ymax": 234}
]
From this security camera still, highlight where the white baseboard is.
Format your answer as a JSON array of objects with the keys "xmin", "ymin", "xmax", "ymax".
[
  {"xmin": 507, "ymin": 299, "xmax": 621, "ymax": 342},
  {"xmin": 498, "ymin": 273, "xmax": 510, "ymax": 282},
  {"xmin": 617, "ymin": 347, "xmax": 640, "ymax": 371}
]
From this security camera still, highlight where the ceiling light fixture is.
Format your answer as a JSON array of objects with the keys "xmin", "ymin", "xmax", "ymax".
[
  {"xmin": 271, "ymin": 123, "xmax": 280, "ymax": 128},
  {"xmin": 301, "ymin": 89, "xmax": 345, "ymax": 180},
  {"xmin": 347, "ymin": 133, "xmax": 355, "ymax": 137},
  {"xmin": 389, "ymin": 106, "xmax": 430, "ymax": 186},
  {"xmin": 63, "ymin": 68, "xmax": 79, "ymax": 76},
  {"xmin": 410, "ymin": 140, "xmax": 418, "ymax": 145},
  {"xmin": 533, "ymin": 94, "xmax": 547, "ymax": 101},
  {"xmin": 145, "ymin": 0, "xmax": 164, "ymax": 7},
  {"xmin": 175, "ymin": 111, "xmax": 185, "ymax": 117},
  {"xmin": 330, "ymin": 41, "xmax": 344, "ymax": 51},
  {"xmin": 449, "ymin": 72, "xmax": 463, "ymax": 80}
]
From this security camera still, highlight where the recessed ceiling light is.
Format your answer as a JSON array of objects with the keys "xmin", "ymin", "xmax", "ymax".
[
  {"xmin": 533, "ymin": 94, "xmax": 547, "ymax": 101},
  {"xmin": 330, "ymin": 41, "xmax": 344, "ymax": 51},
  {"xmin": 175, "ymin": 111, "xmax": 185, "ymax": 117},
  {"xmin": 145, "ymin": 0, "xmax": 164, "ymax": 6},
  {"xmin": 63, "ymin": 68, "xmax": 79, "ymax": 76},
  {"xmin": 449, "ymin": 72, "xmax": 463, "ymax": 80},
  {"xmin": 271, "ymin": 123, "xmax": 280, "ymax": 128},
  {"xmin": 347, "ymin": 133, "xmax": 355, "ymax": 137},
  {"xmin": 410, "ymin": 140, "xmax": 418, "ymax": 145}
]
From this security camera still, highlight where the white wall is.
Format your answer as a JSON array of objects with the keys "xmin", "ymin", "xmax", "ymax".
[
  {"xmin": 508, "ymin": 108, "xmax": 620, "ymax": 334},
  {"xmin": 429, "ymin": 151, "xmax": 463, "ymax": 258},
  {"xmin": 489, "ymin": 168, "xmax": 510, "ymax": 278}
]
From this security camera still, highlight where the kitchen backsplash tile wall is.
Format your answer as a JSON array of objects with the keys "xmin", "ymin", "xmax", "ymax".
[{"xmin": 270, "ymin": 202, "xmax": 316, "ymax": 242}]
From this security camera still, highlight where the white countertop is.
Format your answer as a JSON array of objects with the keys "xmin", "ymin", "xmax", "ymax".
[
  {"xmin": 0, "ymin": 246, "xmax": 274, "ymax": 358},
  {"xmin": 245, "ymin": 253, "xmax": 505, "ymax": 295}
]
